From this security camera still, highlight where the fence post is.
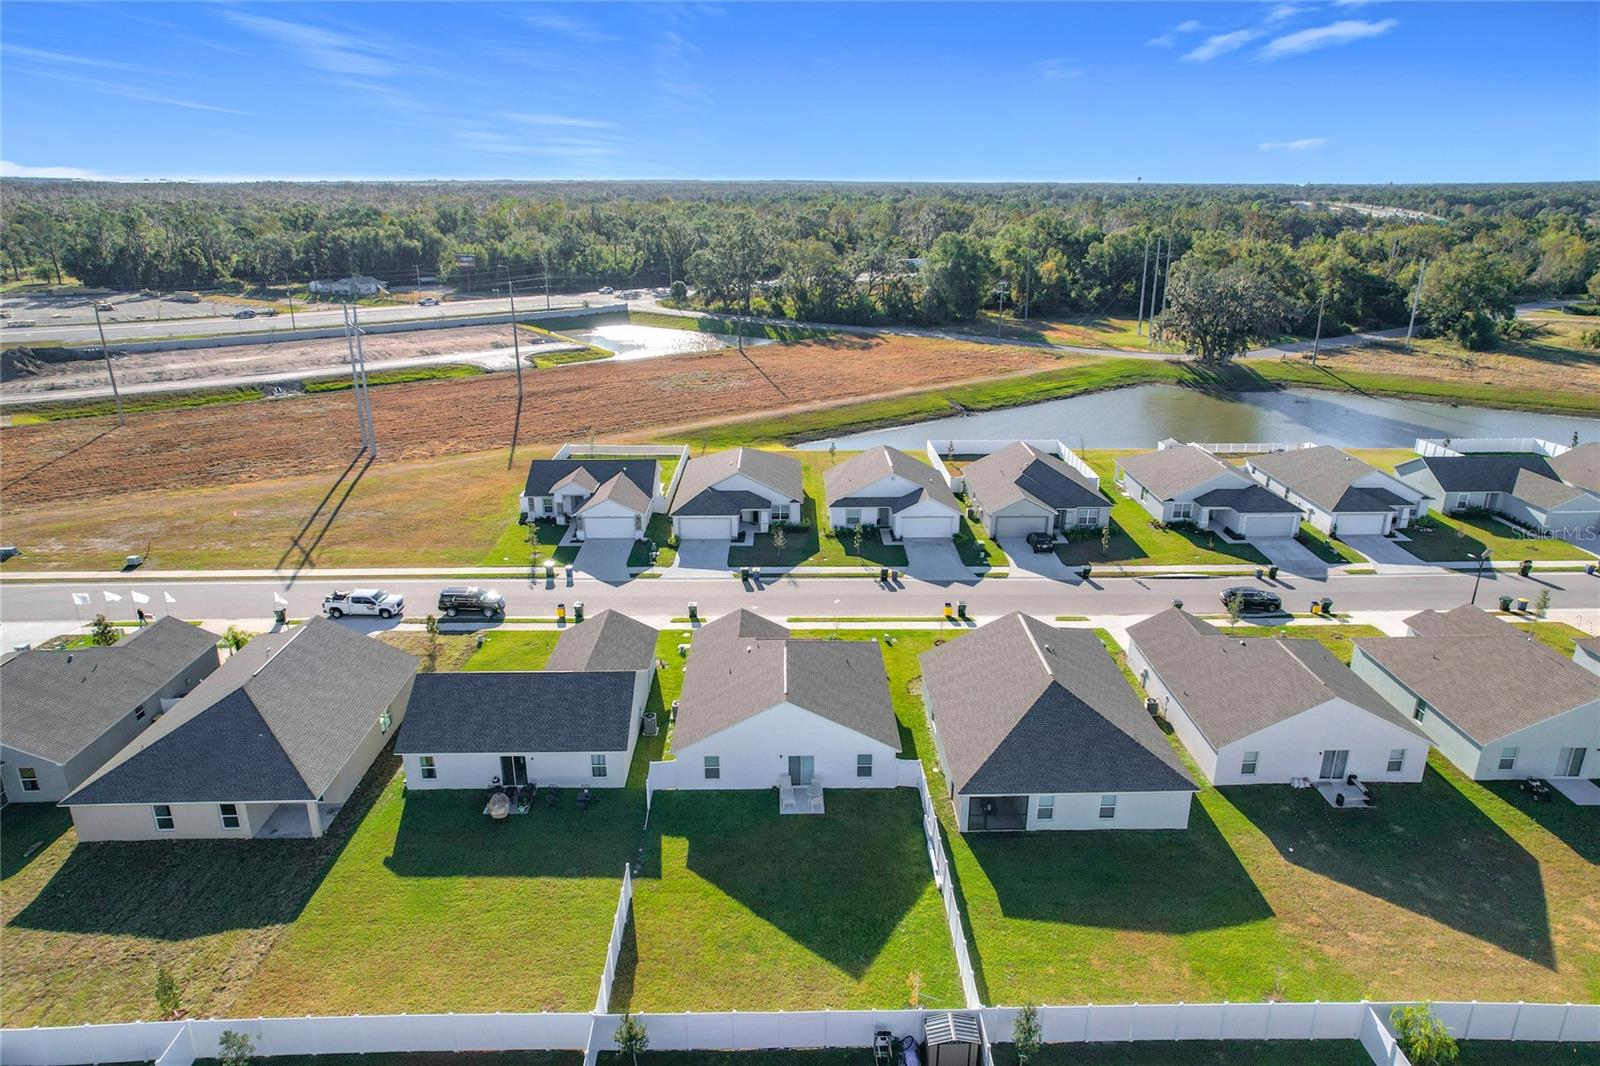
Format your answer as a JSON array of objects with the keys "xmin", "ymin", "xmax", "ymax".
[
  {"xmin": 1173, "ymin": 1003, "xmax": 1182, "ymax": 1041},
  {"xmin": 1511, "ymin": 1001, "xmax": 1524, "ymax": 1041},
  {"xmin": 1558, "ymin": 1003, "xmax": 1571, "ymax": 1042}
]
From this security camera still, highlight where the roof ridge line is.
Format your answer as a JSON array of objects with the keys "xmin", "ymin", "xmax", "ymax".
[{"xmin": 1018, "ymin": 614, "xmax": 1052, "ymax": 676}]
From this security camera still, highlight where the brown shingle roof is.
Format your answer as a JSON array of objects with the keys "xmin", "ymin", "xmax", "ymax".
[
  {"xmin": 1117, "ymin": 445, "xmax": 1235, "ymax": 499},
  {"xmin": 824, "ymin": 445, "xmax": 959, "ymax": 511}
]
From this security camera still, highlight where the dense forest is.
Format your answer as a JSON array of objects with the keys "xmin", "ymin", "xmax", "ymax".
[{"xmin": 3, "ymin": 180, "xmax": 1597, "ymax": 356}]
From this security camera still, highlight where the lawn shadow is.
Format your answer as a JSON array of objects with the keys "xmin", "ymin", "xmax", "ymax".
[
  {"xmin": 0, "ymin": 804, "xmax": 72, "ymax": 880},
  {"xmin": 9, "ymin": 750, "xmax": 394, "ymax": 941},
  {"xmin": 0, "ymin": 425, "xmax": 116, "ymax": 494},
  {"xmin": 605, "ymin": 912, "xmax": 639, "ymax": 1011},
  {"xmin": 276, "ymin": 449, "xmax": 374, "ymax": 585},
  {"xmin": 1481, "ymin": 780, "xmax": 1600, "ymax": 866},
  {"xmin": 1055, "ymin": 518, "xmax": 1149, "ymax": 566},
  {"xmin": 963, "ymin": 798, "xmax": 1272, "ymax": 935},
  {"xmin": 1223, "ymin": 764, "xmax": 1556, "ymax": 967},
  {"xmin": 653, "ymin": 789, "xmax": 938, "ymax": 979}
]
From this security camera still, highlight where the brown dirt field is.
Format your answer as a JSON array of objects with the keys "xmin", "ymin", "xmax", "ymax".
[
  {"xmin": 1, "ymin": 334, "xmax": 1064, "ymax": 505},
  {"xmin": 1328, "ymin": 321, "xmax": 1600, "ymax": 393}
]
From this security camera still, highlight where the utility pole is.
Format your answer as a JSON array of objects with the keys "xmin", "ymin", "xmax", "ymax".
[
  {"xmin": 995, "ymin": 285, "xmax": 1006, "ymax": 335},
  {"xmin": 1405, "ymin": 258, "xmax": 1428, "ymax": 351},
  {"xmin": 93, "ymin": 304, "xmax": 125, "ymax": 426},
  {"xmin": 1310, "ymin": 290, "xmax": 1325, "ymax": 364},
  {"xmin": 1148, "ymin": 236, "xmax": 1164, "ymax": 344},
  {"xmin": 506, "ymin": 268, "xmax": 524, "ymax": 399},
  {"xmin": 342, "ymin": 301, "xmax": 377, "ymax": 456},
  {"xmin": 1135, "ymin": 234, "xmax": 1152, "ymax": 336},
  {"xmin": 285, "ymin": 276, "xmax": 297, "ymax": 331},
  {"xmin": 1159, "ymin": 238, "xmax": 1174, "ymax": 314},
  {"xmin": 415, "ymin": 264, "xmax": 422, "ymax": 298}
]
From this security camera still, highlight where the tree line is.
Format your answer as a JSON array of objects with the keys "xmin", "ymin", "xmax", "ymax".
[{"xmin": 3, "ymin": 179, "xmax": 1596, "ymax": 360}]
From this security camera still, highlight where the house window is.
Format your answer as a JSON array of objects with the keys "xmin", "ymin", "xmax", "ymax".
[
  {"xmin": 419, "ymin": 756, "xmax": 437, "ymax": 780},
  {"xmin": 219, "ymin": 803, "xmax": 240, "ymax": 830},
  {"xmin": 704, "ymin": 755, "xmax": 720, "ymax": 780},
  {"xmin": 1412, "ymin": 698, "xmax": 1427, "ymax": 722},
  {"xmin": 1037, "ymin": 796, "xmax": 1055, "ymax": 821},
  {"xmin": 857, "ymin": 754, "xmax": 873, "ymax": 778},
  {"xmin": 1171, "ymin": 502, "xmax": 1195, "ymax": 522},
  {"xmin": 18, "ymin": 767, "xmax": 40, "ymax": 792},
  {"xmin": 1387, "ymin": 749, "xmax": 1406, "ymax": 773},
  {"xmin": 591, "ymin": 754, "xmax": 608, "ymax": 778},
  {"xmin": 1077, "ymin": 508, "xmax": 1099, "ymax": 526},
  {"xmin": 135, "ymin": 704, "xmax": 147, "ymax": 721},
  {"xmin": 1241, "ymin": 751, "xmax": 1259, "ymax": 776},
  {"xmin": 1498, "ymin": 746, "xmax": 1519, "ymax": 772},
  {"xmin": 845, "ymin": 509, "xmax": 861, "ymax": 527},
  {"xmin": 153, "ymin": 805, "xmax": 175, "ymax": 832},
  {"xmin": 1099, "ymin": 794, "xmax": 1118, "ymax": 820}
]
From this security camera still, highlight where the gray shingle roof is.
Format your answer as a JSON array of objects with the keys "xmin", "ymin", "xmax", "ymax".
[
  {"xmin": 576, "ymin": 471, "xmax": 652, "ymax": 514},
  {"xmin": 1414, "ymin": 454, "xmax": 1557, "ymax": 493},
  {"xmin": 545, "ymin": 610, "xmax": 659, "ymax": 673},
  {"xmin": 964, "ymin": 442, "xmax": 1107, "ymax": 513},
  {"xmin": 396, "ymin": 671, "xmax": 636, "ymax": 754},
  {"xmin": 1549, "ymin": 442, "xmax": 1600, "ymax": 494},
  {"xmin": 1127, "ymin": 609, "xmax": 1423, "ymax": 750},
  {"xmin": 1355, "ymin": 607, "xmax": 1600, "ymax": 744},
  {"xmin": 920, "ymin": 613, "xmax": 1194, "ymax": 796},
  {"xmin": 0, "ymin": 618, "xmax": 220, "ymax": 765},
  {"xmin": 1191, "ymin": 484, "xmax": 1303, "ymax": 514},
  {"xmin": 65, "ymin": 618, "xmax": 418, "ymax": 805},
  {"xmin": 1117, "ymin": 445, "xmax": 1238, "ymax": 499},
  {"xmin": 673, "ymin": 609, "xmax": 900, "ymax": 751},
  {"xmin": 824, "ymin": 446, "xmax": 959, "ymax": 512},
  {"xmin": 1249, "ymin": 447, "xmax": 1412, "ymax": 514},
  {"xmin": 1510, "ymin": 467, "xmax": 1592, "ymax": 509},
  {"xmin": 524, "ymin": 458, "xmax": 656, "ymax": 498},
  {"xmin": 670, "ymin": 448, "xmax": 803, "ymax": 516}
]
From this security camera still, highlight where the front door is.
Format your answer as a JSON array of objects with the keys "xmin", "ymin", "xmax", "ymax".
[
  {"xmin": 499, "ymin": 755, "xmax": 528, "ymax": 787},
  {"xmin": 788, "ymin": 756, "xmax": 814, "ymax": 786},
  {"xmin": 877, "ymin": 507, "xmax": 891, "ymax": 528},
  {"xmin": 1556, "ymin": 747, "xmax": 1587, "ymax": 777},
  {"xmin": 1319, "ymin": 749, "xmax": 1349, "ymax": 780}
]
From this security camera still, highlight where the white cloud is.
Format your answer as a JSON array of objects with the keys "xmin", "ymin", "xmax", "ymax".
[
  {"xmin": 521, "ymin": 11, "xmax": 615, "ymax": 43},
  {"xmin": 1148, "ymin": 18, "xmax": 1202, "ymax": 47},
  {"xmin": 1184, "ymin": 29, "xmax": 1260, "ymax": 62},
  {"xmin": 1259, "ymin": 18, "xmax": 1398, "ymax": 59},
  {"xmin": 501, "ymin": 112, "xmax": 616, "ymax": 129},
  {"xmin": 223, "ymin": 12, "xmax": 400, "ymax": 77},
  {"xmin": 1259, "ymin": 137, "xmax": 1328, "ymax": 151},
  {"xmin": 29, "ymin": 71, "xmax": 252, "ymax": 115},
  {"xmin": 0, "ymin": 160, "xmax": 103, "ymax": 179},
  {"xmin": 1265, "ymin": 4, "xmax": 1309, "ymax": 23},
  {"xmin": 1034, "ymin": 58, "xmax": 1084, "ymax": 81},
  {"xmin": 1, "ymin": 43, "xmax": 142, "ymax": 71}
]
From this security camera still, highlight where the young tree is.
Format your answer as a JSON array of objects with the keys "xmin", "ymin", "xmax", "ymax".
[
  {"xmin": 217, "ymin": 1030, "xmax": 256, "ymax": 1066},
  {"xmin": 827, "ymin": 441, "xmax": 837, "ymax": 465},
  {"xmin": 771, "ymin": 525, "xmax": 787, "ymax": 552},
  {"xmin": 1224, "ymin": 590, "xmax": 1246, "ymax": 630},
  {"xmin": 852, "ymin": 524, "xmax": 865, "ymax": 555},
  {"xmin": 1100, "ymin": 524, "xmax": 1112, "ymax": 556},
  {"xmin": 424, "ymin": 613, "xmax": 441, "ymax": 672},
  {"xmin": 1156, "ymin": 261, "xmax": 1299, "ymax": 364},
  {"xmin": 153, "ymin": 966, "xmax": 180, "ymax": 1019},
  {"xmin": 89, "ymin": 614, "xmax": 119, "ymax": 647},
  {"xmin": 222, "ymin": 626, "xmax": 252, "ymax": 652},
  {"xmin": 1534, "ymin": 588, "xmax": 1551, "ymax": 621},
  {"xmin": 1389, "ymin": 1003, "xmax": 1458, "ymax": 1066},
  {"xmin": 1013, "ymin": 1004, "xmax": 1043, "ymax": 1065},
  {"xmin": 613, "ymin": 1012, "xmax": 649, "ymax": 1066}
]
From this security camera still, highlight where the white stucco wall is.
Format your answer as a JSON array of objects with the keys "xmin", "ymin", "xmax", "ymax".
[
  {"xmin": 957, "ymin": 789, "xmax": 1192, "ymax": 832},
  {"xmin": 672, "ymin": 702, "xmax": 900, "ymax": 790},
  {"xmin": 1209, "ymin": 701, "xmax": 1428, "ymax": 786},
  {"xmin": 69, "ymin": 799, "xmax": 279, "ymax": 842}
]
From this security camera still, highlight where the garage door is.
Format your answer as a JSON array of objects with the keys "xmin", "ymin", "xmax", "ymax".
[
  {"xmin": 898, "ymin": 515, "xmax": 957, "ymax": 538},
  {"xmin": 581, "ymin": 515, "xmax": 639, "ymax": 540},
  {"xmin": 993, "ymin": 514, "xmax": 1051, "ymax": 538},
  {"xmin": 677, "ymin": 516, "xmax": 736, "ymax": 540},
  {"xmin": 1241, "ymin": 513, "xmax": 1302, "ymax": 538},
  {"xmin": 1332, "ymin": 512, "xmax": 1388, "ymax": 537}
]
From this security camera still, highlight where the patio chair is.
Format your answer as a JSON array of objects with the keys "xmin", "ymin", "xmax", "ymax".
[
  {"xmin": 545, "ymin": 786, "xmax": 561, "ymax": 809},
  {"xmin": 577, "ymin": 787, "xmax": 592, "ymax": 811}
]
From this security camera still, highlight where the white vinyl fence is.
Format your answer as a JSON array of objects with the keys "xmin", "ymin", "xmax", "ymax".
[
  {"xmin": 552, "ymin": 443, "xmax": 691, "ymax": 511},
  {"xmin": 595, "ymin": 865, "xmax": 634, "ymax": 1014},
  {"xmin": 907, "ymin": 762, "xmax": 981, "ymax": 1009},
  {"xmin": 1414, "ymin": 437, "xmax": 1570, "ymax": 458},
  {"xmin": 1183, "ymin": 441, "xmax": 1317, "ymax": 456},
  {"xmin": 923, "ymin": 439, "xmax": 1096, "ymax": 493}
]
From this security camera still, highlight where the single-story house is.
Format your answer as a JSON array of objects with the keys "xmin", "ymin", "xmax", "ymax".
[
  {"xmin": 0, "ymin": 619, "xmax": 221, "ymax": 804},
  {"xmin": 669, "ymin": 447, "xmax": 804, "ymax": 540},
  {"xmin": 962, "ymin": 441, "xmax": 1110, "ymax": 539},
  {"xmin": 1574, "ymin": 635, "xmax": 1600, "ymax": 678},
  {"xmin": 398, "ymin": 610, "xmax": 658, "ymax": 791},
  {"xmin": 920, "ymin": 613, "xmax": 1195, "ymax": 831},
  {"xmin": 1350, "ymin": 606, "xmax": 1600, "ymax": 781},
  {"xmin": 519, "ymin": 458, "xmax": 661, "ymax": 540},
  {"xmin": 1548, "ymin": 442, "xmax": 1600, "ymax": 495},
  {"xmin": 1116, "ymin": 444, "xmax": 1303, "ymax": 539},
  {"xmin": 1393, "ymin": 454, "xmax": 1600, "ymax": 539},
  {"xmin": 1246, "ymin": 446, "xmax": 1424, "ymax": 537},
  {"xmin": 823, "ymin": 445, "xmax": 962, "ymax": 540},
  {"xmin": 1127, "ymin": 609, "xmax": 1428, "ymax": 787},
  {"xmin": 62, "ymin": 618, "xmax": 418, "ymax": 840},
  {"xmin": 671, "ymin": 609, "xmax": 902, "ymax": 791}
]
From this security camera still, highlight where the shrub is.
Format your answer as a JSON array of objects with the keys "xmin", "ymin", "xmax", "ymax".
[
  {"xmin": 154, "ymin": 966, "xmax": 180, "ymax": 1018},
  {"xmin": 89, "ymin": 614, "xmax": 119, "ymax": 647},
  {"xmin": 218, "ymin": 1030, "xmax": 256, "ymax": 1066},
  {"xmin": 669, "ymin": 279, "xmax": 687, "ymax": 302},
  {"xmin": 1390, "ymin": 1003, "xmax": 1458, "ymax": 1066}
]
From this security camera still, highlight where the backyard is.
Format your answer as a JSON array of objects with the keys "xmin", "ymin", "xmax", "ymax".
[
  {"xmin": 1397, "ymin": 511, "xmax": 1596, "ymax": 564},
  {"xmin": 613, "ymin": 788, "xmax": 962, "ymax": 1012}
]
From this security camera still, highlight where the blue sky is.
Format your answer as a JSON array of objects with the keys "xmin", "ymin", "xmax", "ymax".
[{"xmin": 2, "ymin": 2, "xmax": 1595, "ymax": 183}]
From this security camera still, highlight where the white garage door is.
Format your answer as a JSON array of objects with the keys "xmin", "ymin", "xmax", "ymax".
[
  {"xmin": 677, "ymin": 516, "xmax": 737, "ymax": 540},
  {"xmin": 993, "ymin": 514, "xmax": 1051, "ymax": 538},
  {"xmin": 1241, "ymin": 513, "xmax": 1302, "ymax": 538},
  {"xmin": 898, "ymin": 515, "xmax": 957, "ymax": 538},
  {"xmin": 1332, "ymin": 512, "xmax": 1388, "ymax": 537},
  {"xmin": 581, "ymin": 515, "xmax": 639, "ymax": 540}
]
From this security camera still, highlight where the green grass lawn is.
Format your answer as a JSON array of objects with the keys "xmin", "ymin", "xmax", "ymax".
[
  {"xmin": 614, "ymin": 788, "xmax": 961, "ymax": 1012},
  {"xmin": 631, "ymin": 513, "xmax": 676, "ymax": 568},
  {"xmin": 1456, "ymin": 1043, "xmax": 1600, "ymax": 1064},
  {"xmin": 1295, "ymin": 523, "xmax": 1364, "ymax": 565},
  {"xmin": 1397, "ymin": 512, "xmax": 1596, "ymax": 563},
  {"xmin": 988, "ymin": 1042, "xmax": 1373, "ymax": 1065},
  {"xmin": 729, "ymin": 453, "xmax": 908, "ymax": 569},
  {"xmin": 1207, "ymin": 623, "xmax": 1385, "ymax": 664},
  {"xmin": 1051, "ymin": 454, "xmax": 1271, "ymax": 568},
  {"xmin": 1512, "ymin": 621, "xmax": 1594, "ymax": 657},
  {"xmin": 955, "ymin": 504, "xmax": 1005, "ymax": 567}
]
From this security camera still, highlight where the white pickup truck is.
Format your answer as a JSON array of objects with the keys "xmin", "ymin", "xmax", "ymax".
[{"xmin": 322, "ymin": 588, "xmax": 405, "ymax": 619}]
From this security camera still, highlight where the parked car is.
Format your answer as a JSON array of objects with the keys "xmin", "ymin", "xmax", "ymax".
[
  {"xmin": 437, "ymin": 586, "xmax": 506, "ymax": 617},
  {"xmin": 1024, "ymin": 531, "xmax": 1055, "ymax": 553},
  {"xmin": 323, "ymin": 588, "xmax": 404, "ymax": 619},
  {"xmin": 260, "ymin": 307, "xmax": 280, "ymax": 317},
  {"xmin": 3, "ymin": 319, "xmax": 37, "ymax": 328},
  {"xmin": 419, "ymin": 296, "xmax": 440, "ymax": 306},
  {"xmin": 234, "ymin": 309, "xmax": 257, "ymax": 319},
  {"xmin": 598, "ymin": 286, "xmax": 615, "ymax": 295},
  {"xmin": 95, "ymin": 302, "xmax": 114, "ymax": 312},
  {"xmin": 1219, "ymin": 587, "xmax": 1282, "ymax": 614}
]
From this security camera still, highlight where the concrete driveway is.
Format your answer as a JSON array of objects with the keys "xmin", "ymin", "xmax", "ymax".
[
  {"xmin": 1253, "ymin": 538, "xmax": 1328, "ymax": 578},
  {"xmin": 1342, "ymin": 535, "xmax": 1427, "ymax": 568},
  {"xmin": 667, "ymin": 539, "xmax": 731, "ymax": 579},
  {"xmin": 903, "ymin": 539, "xmax": 975, "ymax": 584},
  {"xmin": 572, "ymin": 539, "xmax": 634, "ymax": 584},
  {"xmin": 999, "ymin": 537, "xmax": 1079, "ymax": 581}
]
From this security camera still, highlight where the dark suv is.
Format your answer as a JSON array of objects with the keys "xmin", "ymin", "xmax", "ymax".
[
  {"xmin": 1025, "ymin": 531, "xmax": 1055, "ymax": 553},
  {"xmin": 438, "ymin": 586, "xmax": 506, "ymax": 617},
  {"xmin": 1219, "ymin": 586, "xmax": 1282, "ymax": 614}
]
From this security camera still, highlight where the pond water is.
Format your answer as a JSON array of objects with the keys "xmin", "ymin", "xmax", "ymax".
[
  {"xmin": 797, "ymin": 385, "xmax": 1600, "ymax": 452},
  {"xmin": 565, "ymin": 322, "xmax": 771, "ymax": 361}
]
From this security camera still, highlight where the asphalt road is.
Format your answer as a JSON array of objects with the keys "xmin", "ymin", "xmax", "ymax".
[{"xmin": 3, "ymin": 567, "xmax": 1594, "ymax": 627}]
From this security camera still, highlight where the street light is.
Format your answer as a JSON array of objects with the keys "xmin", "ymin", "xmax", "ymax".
[{"xmin": 1470, "ymin": 549, "xmax": 1492, "ymax": 605}]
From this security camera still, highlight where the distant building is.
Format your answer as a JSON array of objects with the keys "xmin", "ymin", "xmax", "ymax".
[{"xmin": 309, "ymin": 275, "xmax": 387, "ymax": 297}]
